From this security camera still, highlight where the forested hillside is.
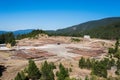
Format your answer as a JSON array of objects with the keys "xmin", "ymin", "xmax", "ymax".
[
  {"xmin": 16, "ymin": 29, "xmax": 46, "ymax": 39},
  {"xmin": 47, "ymin": 17, "xmax": 120, "ymax": 39},
  {"xmin": 0, "ymin": 29, "xmax": 45, "ymax": 46},
  {"xmin": 0, "ymin": 32, "xmax": 16, "ymax": 46}
]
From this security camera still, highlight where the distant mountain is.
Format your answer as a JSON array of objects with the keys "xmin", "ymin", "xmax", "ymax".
[
  {"xmin": 0, "ymin": 29, "xmax": 33, "ymax": 35},
  {"xmin": 0, "ymin": 31, "xmax": 6, "ymax": 34},
  {"xmin": 13, "ymin": 29, "xmax": 33, "ymax": 35},
  {"xmin": 47, "ymin": 17, "xmax": 120, "ymax": 39}
]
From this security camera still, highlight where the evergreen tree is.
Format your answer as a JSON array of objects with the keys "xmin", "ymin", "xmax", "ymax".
[
  {"xmin": 115, "ymin": 59, "xmax": 120, "ymax": 75},
  {"xmin": 108, "ymin": 58, "xmax": 115, "ymax": 69},
  {"xmin": 85, "ymin": 76, "xmax": 89, "ymax": 80},
  {"xmin": 90, "ymin": 58, "xmax": 96, "ymax": 67},
  {"xmin": 115, "ymin": 38, "xmax": 119, "ymax": 52},
  {"xmin": 0, "ymin": 32, "xmax": 16, "ymax": 46},
  {"xmin": 114, "ymin": 49, "xmax": 120, "ymax": 59},
  {"xmin": 116, "ymin": 59, "xmax": 120, "ymax": 70},
  {"xmin": 49, "ymin": 62, "xmax": 56, "ymax": 69},
  {"xmin": 56, "ymin": 63, "xmax": 69, "ymax": 80},
  {"xmin": 64, "ymin": 77, "xmax": 76, "ymax": 80},
  {"xmin": 90, "ymin": 75, "xmax": 97, "ymax": 80},
  {"xmin": 28, "ymin": 59, "xmax": 41, "ymax": 80},
  {"xmin": 16, "ymin": 29, "xmax": 46, "ymax": 40},
  {"xmin": 14, "ymin": 72, "xmax": 22, "ymax": 80},
  {"xmin": 20, "ymin": 71, "xmax": 26, "ymax": 80},
  {"xmin": 108, "ymin": 48, "xmax": 115, "ymax": 54},
  {"xmin": 101, "ymin": 58, "xmax": 110, "ymax": 69},
  {"xmin": 40, "ymin": 61, "xmax": 55, "ymax": 80},
  {"xmin": 0, "ymin": 34, "xmax": 5, "ymax": 44},
  {"xmin": 91, "ymin": 61, "xmax": 107, "ymax": 78},
  {"xmin": 86, "ymin": 58, "xmax": 92, "ymax": 69},
  {"xmin": 79, "ymin": 57, "xmax": 86, "ymax": 69}
]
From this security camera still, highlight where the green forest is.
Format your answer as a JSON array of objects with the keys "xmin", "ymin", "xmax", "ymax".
[
  {"xmin": 0, "ymin": 32, "xmax": 16, "ymax": 46},
  {"xmin": 0, "ymin": 29, "xmax": 46, "ymax": 46},
  {"xmin": 14, "ymin": 60, "xmax": 71, "ymax": 80},
  {"xmin": 16, "ymin": 29, "xmax": 46, "ymax": 40},
  {"xmin": 47, "ymin": 18, "xmax": 120, "ymax": 39}
]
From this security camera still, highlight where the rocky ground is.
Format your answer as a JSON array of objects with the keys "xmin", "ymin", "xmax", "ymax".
[{"xmin": 0, "ymin": 36, "xmax": 115, "ymax": 80}]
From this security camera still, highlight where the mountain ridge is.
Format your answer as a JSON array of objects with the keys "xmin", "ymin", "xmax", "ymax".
[
  {"xmin": 47, "ymin": 17, "xmax": 120, "ymax": 39},
  {"xmin": 56, "ymin": 17, "xmax": 120, "ymax": 32},
  {"xmin": 0, "ymin": 29, "xmax": 33, "ymax": 35},
  {"xmin": 0, "ymin": 17, "xmax": 120, "ymax": 39}
]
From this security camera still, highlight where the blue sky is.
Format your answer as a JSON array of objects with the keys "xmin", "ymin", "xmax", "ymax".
[{"xmin": 0, "ymin": 0, "xmax": 120, "ymax": 31}]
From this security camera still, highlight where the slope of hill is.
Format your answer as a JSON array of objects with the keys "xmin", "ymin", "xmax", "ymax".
[
  {"xmin": 16, "ymin": 29, "xmax": 46, "ymax": 39},
  {"xmin": 47, "ymin": 17, "xmax": 120, "ymax": 39}
]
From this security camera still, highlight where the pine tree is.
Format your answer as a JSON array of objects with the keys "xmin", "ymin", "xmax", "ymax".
[
  {"xmin": 86, "ymin": 58, "xmax": 92, "ymax": 69},
  {"xmin": 115, "ymin": 59, "xmax": 120, "ymax": 75},
  {"xmin": 115, "ymin": 38, "xmax": 119, "ymax": 52},
  {"xmin": 56, "ymin": 63, "xmax": 69, "ymax": 80},
  {"xmin": 90, "ymin": 75, "xmax": 97, "ymax": 80},
  {"xmin": 110, "ymin": 58, "xmax": 115, "ymax": 66},
  {"xmin": 85, "ymin": 76, "xmax": 89, "ymax": 80},
  {"xmin": 20, "ymin": 71, "xmax": 26, "ymax": 80},
  {"xmin": 49, "ymin": 62, "xmax": 56, "ymax": 69},
  {"xmin": 114, "ymin": 50, "xmax": 120, "ymax": 59},
  {"xmin": 116, "ymin": 59, "xmax": 120, "ymax": 70},
  {"xmin": 91, "ymin": 61, "xmax": 107, "ymax": 78},
  {"xmin": 14, "ymin": 72, "xmax": 22, "ymax": 80},
  {"xmin": 0, "ymin": 32, "xmax": 16, "ymax": 46},
  {"xmin": 28, "ymin": 59, "xmax": 41, "ymax": 80},
  {"xmin": 41, "ymin": 61, "xmax": 55, "ymax": 80},
  {"xmin": 79, "ymin": 57, "xmax": 86, "ymax": 69}
]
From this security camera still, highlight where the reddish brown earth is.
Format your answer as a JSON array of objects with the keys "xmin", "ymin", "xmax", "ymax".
[
  {"xmin": 0, "ymin": 36, "xmax": 115, "ymax": 80},
  {"xmin": 12, "ymin": 49, "xmax": 56, "ymax": 59},
  {"xmin": 67, "ymin": 47, "xmax": 105, "ymax": 57}
]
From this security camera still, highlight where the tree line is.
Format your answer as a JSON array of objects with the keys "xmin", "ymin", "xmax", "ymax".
[
  {"xmin": 47, "ymin": 22, "xmax": 120, "ymax": 40},
  {"xmin": 0, "ymin": 29, "xmax": 46, "ymax": 46},
  {"xmin": 108, "ymin": 38, "xmax": 120, "ymax": 75},
  {"xmin": 79, "ymin": 38, "xmax": 120, "ymax": 79},
  {"xmin": 0, "ymin": 32, "xmax": 16, "ymax": 46},
  {"xmin": 79, "ymin": 57, "xmax": 115, "ymax": 78},
  {"xmin": 16, "ymin": 29, "xmax": 46, "ymax": 40},
  {"xmin": 14, "ymin": 60, "xmax": 72, "ymax": 80}
]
